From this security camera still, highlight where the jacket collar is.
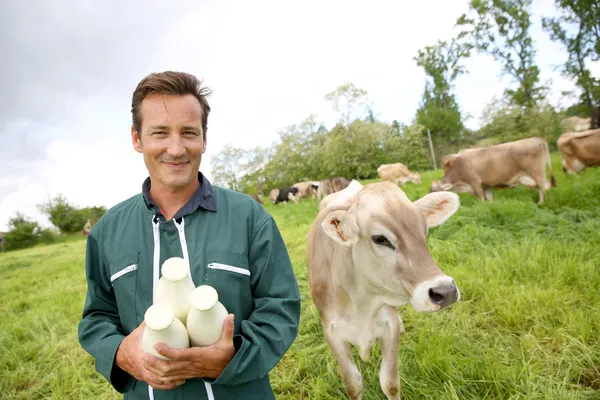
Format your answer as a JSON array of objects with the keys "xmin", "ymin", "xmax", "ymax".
[{"xmin": 142, "ymin": 172, "xmax": 217, "ymax": 221}]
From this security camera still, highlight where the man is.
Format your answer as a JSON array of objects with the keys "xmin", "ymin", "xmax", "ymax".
[{"xmin": 78, "ymin": 71, "xmax": 301, "ymax": 400}]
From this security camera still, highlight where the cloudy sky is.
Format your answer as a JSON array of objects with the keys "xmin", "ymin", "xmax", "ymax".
[{"xmin": 0, "ymin": 0, "xmax": 595, "ymax": 231}]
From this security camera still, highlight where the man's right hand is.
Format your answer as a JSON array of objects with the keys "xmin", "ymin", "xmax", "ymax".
[{"xmin": 115, "ymin": 322, "xmax": 186, "ymax": 390}]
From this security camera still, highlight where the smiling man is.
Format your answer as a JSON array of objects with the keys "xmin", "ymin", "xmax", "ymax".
[{"xmin": 78, "ymin": 71, "xmax": 301, "ymax": 400}]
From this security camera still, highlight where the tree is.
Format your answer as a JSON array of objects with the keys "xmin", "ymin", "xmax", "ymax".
[
  {"xmin": 210, "ymin": 144, "xmax": 247, "ymax": 191},
  {"xmin": 457, "ymin": 0, "xmax": 546, "ymax": 111},
  {"xmin": 414, "ymin": 39, "xmax": 471, "ymax": 144},
  {"xmin": 543, "ymin": 0, "xmax": 600, "ymax": 128},
  {"xmin": 324, "ymin": 83, "xmax": 369, "ymax": 126}
]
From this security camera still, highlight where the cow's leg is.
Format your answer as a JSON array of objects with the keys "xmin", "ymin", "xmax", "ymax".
[
  {"xmin": 379, "ymin": 307, "xmax": 404, "ymax": 400},
  {"xmin": 484, "ymin": 188, "xmax": 493, "ymax": 201},
  {"xmin": 323, "ymin": 326, "xmax": 364, "ymax": 400},
  {"xmin": 472, "ymin": 180, "xmax": 485, "ymax": 201}
]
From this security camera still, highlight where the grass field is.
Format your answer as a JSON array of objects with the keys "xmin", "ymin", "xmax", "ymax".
[{"xmin": 1, "ymin": 153, "xmax": 600, "ymax": 399}]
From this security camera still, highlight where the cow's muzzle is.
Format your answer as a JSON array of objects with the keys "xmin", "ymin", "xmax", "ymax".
[{"xmin": 428, "ymin": 280, "xmax": 459, "ymax": 309}]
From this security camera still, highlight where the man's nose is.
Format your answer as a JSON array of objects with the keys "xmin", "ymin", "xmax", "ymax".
[{"xmin": 166, "ymin": 135, "xmax": 185, "ymax": 157}]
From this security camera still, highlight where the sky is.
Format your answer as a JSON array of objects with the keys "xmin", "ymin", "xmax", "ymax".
[{"xmin": 0, "ymin": 0, "xmax": 597, "ymax": 232}]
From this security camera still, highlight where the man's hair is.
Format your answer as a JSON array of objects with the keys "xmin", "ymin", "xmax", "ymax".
[{"xmin": 131, "ymin": 71, "xmax": 212, "ymax": 137}]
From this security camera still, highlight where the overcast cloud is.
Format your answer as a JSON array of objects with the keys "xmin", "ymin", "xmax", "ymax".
[{"xmin": 0, "ymin": 0, "xmax": 596, "ymax": 231}]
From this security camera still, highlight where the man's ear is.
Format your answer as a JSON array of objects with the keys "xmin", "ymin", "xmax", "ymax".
[
  {"xmin": 414, "ymin": 191, "xmax": 460, "ymax": 228},
  {"xmin": 132, "ymin": 126, "xmax": 142, "ymax": 153},
  {"xmin": 321, "ymin": 210, "xmax": 358, "ymax": 246}
]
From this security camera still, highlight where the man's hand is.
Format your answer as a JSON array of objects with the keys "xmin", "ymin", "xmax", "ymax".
[
  {"xmin": 115, "ymin": 322, "xmax": 186, "ymax": 390},
  {"xmin": 142, "ymin": 314, "xmax": 236, "ymax": 381}
]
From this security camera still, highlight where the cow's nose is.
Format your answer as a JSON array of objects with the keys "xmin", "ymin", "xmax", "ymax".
[{"xmin": 428, "ymin": 280, "xmax": 459, "ymax": 309}]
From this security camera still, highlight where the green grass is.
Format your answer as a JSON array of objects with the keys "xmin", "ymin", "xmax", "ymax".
[{"xmin": 2, "ymin": 153, "xmax": 600, "ymax": 399}]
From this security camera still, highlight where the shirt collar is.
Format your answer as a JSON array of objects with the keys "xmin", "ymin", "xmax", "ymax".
[{"xmin": 142, "ymin": 172, "xmax": 217, "ymax": 220}]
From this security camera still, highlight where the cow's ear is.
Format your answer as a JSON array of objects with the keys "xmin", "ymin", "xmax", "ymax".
[
  {"xmin": 414, "ymin": 192, "xmax": 460, "ymax": 229},
  {"xmin": 441, "ymin": 183, "xmax": 453, "ymax": 191},
  {"xmin": 321, "ymin": 210, "xmax": 358, "ymax": 246}
]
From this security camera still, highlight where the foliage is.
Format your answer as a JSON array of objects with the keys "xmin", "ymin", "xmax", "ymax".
[
  {"xmin": 2, "ymin": 212, "xmax": 56, "ymax": 251},
  {"xmin": 415, "ymin": 39, "xmax": 472, "ymax": 144},
  {"xmin": 457, "ymin": 0, "xmax": 546, "ymax": 111},
  {"xmin": 37, "ymin": 195, "xmax": 106, "ymax": 234},
  {"xmin": 474, "ymin": 96, "xmax": 565, "ymax": 148},
  {"xmin": 542, "ymin": 0, "xmax": 600, "ymax": 128}
]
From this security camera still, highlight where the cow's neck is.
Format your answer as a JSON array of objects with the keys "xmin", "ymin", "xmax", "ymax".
[{"xmin": 331, "ymin": 260, "xmax": 407, "ymax": 360}]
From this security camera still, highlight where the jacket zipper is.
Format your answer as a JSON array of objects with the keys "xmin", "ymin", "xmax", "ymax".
[{"xmin": 148, "ymin": 216, "xmax": 215, "ymax": 400}]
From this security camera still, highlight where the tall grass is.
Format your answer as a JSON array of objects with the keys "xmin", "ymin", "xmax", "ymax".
[{"xmin": 1, "ymin": 153, "xmax": 599, "ymax": 399}]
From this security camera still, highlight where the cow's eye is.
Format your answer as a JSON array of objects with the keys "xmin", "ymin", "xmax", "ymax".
[{"xmin": 371, "ymin": 235, "xmax": 394, "ymax": 249}]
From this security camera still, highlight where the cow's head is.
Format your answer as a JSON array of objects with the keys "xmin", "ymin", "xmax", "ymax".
[
  {"xmin": 411, "ymin": 172, "xmax": 422, "ymax": 185},
  {"xmin": 321, "ymin": 181, "xmax": 460, "ymax": 312},
  {"xmin": 429, "ymin": 180, "xmax": 453, "ymax": 193}
]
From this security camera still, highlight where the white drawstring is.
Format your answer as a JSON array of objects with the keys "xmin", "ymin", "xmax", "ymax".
[
  {"xmin": 148, "ymin": 216, "xmax": 214, "ymax": 400},
  {"xmin": 173, "ymin": 218, "xmax": 193, "ymax": 282},
  {"xmin": 149, "ymin": 216, "xmax": 160, "ymax": 400}
]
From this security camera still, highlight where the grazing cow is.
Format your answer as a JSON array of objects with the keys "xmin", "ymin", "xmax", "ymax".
[
  {"xmin": 293, "ymin": 181, "xmax": 320, "ymax": 200},
  {"xmin": 377, "ymin": 163, "xmax": 422, "ymax": 185},
  {"xmin": 317, "ymin": 177, "xmax": 351, "ymax": 199},
  {"xmin": 270, "ymin": 186, "xmax": 300, "ymax": 204},
  {"xmin": 248, "ymin": 193, "xmax": 263, "ymax": 204},
  {"xmin": 82, "ymin": 219, "xmax": 92, "ymax": 236},
  {"xmin": 563, "ymin": 116, "xmax": 591, "ymax": 132},
  {"xmin": 557, "ymin": 128, "xmax": 600, "ymax": 174},
  {"xmin": 307, "ymin": 181, "xmax": 461, "ymax": 400},
  {"xmin": 430, "ymin": 137, "xmax": 556, "ymax": 204}
]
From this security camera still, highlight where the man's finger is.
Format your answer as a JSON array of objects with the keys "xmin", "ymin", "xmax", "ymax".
[
  {"xmin": 220, "ymin": 314, "xmax": 235, "ymax": 343},
  {"xmin": 154, "ymin": 342, "xmax": 186, "ymax": 361},
  {"xmin": 142, "ymin": 355, "xmax": 173, "ymax": 375}
]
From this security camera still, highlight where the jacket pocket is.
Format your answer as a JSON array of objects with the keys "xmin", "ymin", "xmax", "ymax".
[
  {"xmin": 109, "ymin": 251, "xmax": 139, "ymax": 329},
  {"xmin": 205, "ymin": 251, "xmax": 252, "ymax": 326}
]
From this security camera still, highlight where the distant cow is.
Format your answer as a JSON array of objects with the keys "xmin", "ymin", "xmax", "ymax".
[
  {"xmin": 82, "ymin": 219, "xmax": 92, "ymax": 236},
  {"xmin": 430, "ymin": 137, "xmax": 556, "ymax": 204},
  {"xmin": 293, "ymin": 181, "xmax": 320, "ymax": 200},
  {"xmin": 307, "ymin": 180, "xmax": 461, "ymax": 399},
  {"xmin": 270, "ymin": 186, "xmax": 300, "ymax": 204},
  {"xmin": 318, "ymin": 177, "xmax": 351, "ymax": 199},
  {"xmin": 557, "ymin": 128, "xmax": 600, "ymax": 174},
  {"xmin": 248, "ymin": 193, "xmax": 263, "ymax": 204},
  {"xmin": 377, "ymin": 163, "xmax": 422, "ymax": 185}
]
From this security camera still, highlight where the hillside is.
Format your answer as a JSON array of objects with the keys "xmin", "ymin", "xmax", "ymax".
[{"xmin": 1, "ymin": 153, "xmax": 599, "ymax": 399}]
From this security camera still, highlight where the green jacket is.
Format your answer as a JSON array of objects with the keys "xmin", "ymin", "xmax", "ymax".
[{"xmin": 78, "ymin": 175, "xmax": 301, "ymax": 400}]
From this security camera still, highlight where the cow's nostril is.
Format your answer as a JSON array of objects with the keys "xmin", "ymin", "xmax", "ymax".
[
  {"xmin": 428, "ymin": 281, "xmax": 459, "ymax": 308},
  {"xmin": 428, "ymin": 288, "xmax": 445, "ymax": 304}
]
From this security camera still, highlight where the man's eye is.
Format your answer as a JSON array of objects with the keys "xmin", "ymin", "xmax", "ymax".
[
  {"xmin": 183, "ymin": 131, "xmax": 198, "ymax": 136},
  {"xmin": 371, "ymin": 235, "xmax": 395, "ymax": 250},
  {"xmin": 152, "ymin": 131, "xmax": 166, "ymax": 135}
]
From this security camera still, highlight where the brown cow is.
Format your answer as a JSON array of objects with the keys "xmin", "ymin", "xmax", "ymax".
[
  {"xmin": 317, "ymin": 177, "xmax": 350, "ymax": 199},
  {"xmin": 557, "ymin": 128, "xmax": 600, "ymax": 174},
  {"xmin": 377, "ymin": 163, "xmax": 422, "ymax": 185},
  {"xmin": 430, "ymin": 137, "xmax": 556, "ymax": 204},
  {"xmin": 307, "ymin": 181, "xmax": 461, "ymax": 400},
  {"xmin": 248, "ymin": 193, "xmax": 263, "ymax": 204}
]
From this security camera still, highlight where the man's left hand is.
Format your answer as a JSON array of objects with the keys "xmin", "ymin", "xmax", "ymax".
[{"xmin": 143, "ymin": 314, "xmax": 236, "ymax": 381}]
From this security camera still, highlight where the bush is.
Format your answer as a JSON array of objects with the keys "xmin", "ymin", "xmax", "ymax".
[
  {"xmin": 2, "ymin": 213, "xmax": 57, "ymax": 251},
  {"xmin": 37, "ymin": 195, "xmax": 106, "ymax": 234}
]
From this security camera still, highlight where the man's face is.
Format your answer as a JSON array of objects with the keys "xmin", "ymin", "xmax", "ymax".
[{"xmin": 132, "ymin": 93, "xmax": 206, "ymax": 190}]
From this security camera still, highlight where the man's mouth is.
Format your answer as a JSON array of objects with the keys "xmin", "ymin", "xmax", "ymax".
[{"xmin": 163, "ymin": 161, "xmax": 189, "ymax": 170}]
